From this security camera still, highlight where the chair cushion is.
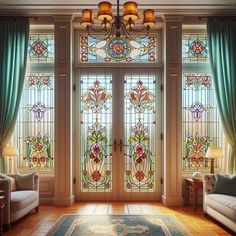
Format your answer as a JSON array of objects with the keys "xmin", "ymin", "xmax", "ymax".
[
  {"xmin": 11, "ymin": 191, "xmax": 38, "ymax": 212},
  {"xmin": 14, "ymin": 172, "xmax": 36, "ymax": 190},
  {"xmin": 206, "ymin": 194, "xmax": 236, "ymax": 221},
  {"xmin": 212, "ymin": 174, "xmax": 236, "ymax": 196}
]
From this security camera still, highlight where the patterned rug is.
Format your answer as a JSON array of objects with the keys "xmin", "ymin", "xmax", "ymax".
[{"xmin": 46, "ymin": 214, "xmax": 191, "ymax": 236}]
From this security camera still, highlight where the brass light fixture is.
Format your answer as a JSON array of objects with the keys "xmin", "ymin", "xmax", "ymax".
[{"xmin": 81, "ymin": 0, "xmax": 156, "ymax": 40}]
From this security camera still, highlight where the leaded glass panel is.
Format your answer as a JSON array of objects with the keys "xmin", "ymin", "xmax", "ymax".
[
  {"xmin": 80, "ymin": 36, "xmax": 156, "ymax": 63},
  {"xmin": 16, "ymin": 73, "xmax": 54, "ymax": 169},
  {"xmin": 182, "ymin": 73, "xmax": 220, "ymax": 171},
  {"xmin": 124, "ymin": 75, "xmax": 156, "ymax": 192},
  {"xmin": 28, "ymin": 34, "xmax": 54, "ymax": 63},
  {"xmin": 182, "ymin": 34, "xmax": 209, "ymax": 63},
  {"xmin": 80, "ymin": 75, "xmax": 112, "ymax": 192}
]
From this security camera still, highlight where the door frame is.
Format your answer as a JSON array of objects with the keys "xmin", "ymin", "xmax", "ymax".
[{"xmin": 74, "ymin": 66, "xmax": 163, "ymax": 201}]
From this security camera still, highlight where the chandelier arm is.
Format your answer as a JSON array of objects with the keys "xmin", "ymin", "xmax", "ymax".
[
  {"xmin": 123, "ymin": 24, "xmax": 151, "ymax": 40},
  {"xmin": 89, "ymin": 26, "xmax": 109, "ymax": 34},
  {"xmin": 87, "ymin": 28, "xmax": 109, "ymax": 41}
]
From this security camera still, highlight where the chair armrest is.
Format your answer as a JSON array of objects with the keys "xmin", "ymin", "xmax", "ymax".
[
  {"xmin": 0, "ymin": 179, "xmax": 11, "ymax": 225},
  {"xmin": 203, "ymin": 174, "xmax": 216, "ymax": 195},
  {"xmin": 34, "ymin": 174, "xmax": 39, "ymax": 192}
]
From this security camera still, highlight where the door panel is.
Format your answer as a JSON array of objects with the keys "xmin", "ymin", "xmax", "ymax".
[{"xmin": 123, "ymin": 74, "xmax": 156, "ymax": 192}]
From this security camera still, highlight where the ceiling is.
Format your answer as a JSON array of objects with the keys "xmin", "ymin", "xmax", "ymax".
[{"xmin": 1, "ymin": 0, "xmax": 236, "ymax": 15}]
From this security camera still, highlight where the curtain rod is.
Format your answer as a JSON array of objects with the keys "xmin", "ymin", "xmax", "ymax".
[
  {"xmin": 199, "ymin": 16, "xmax": 236, "ymax": 20},
  {"xmin": 0, "ymin": 16, "xmax": 38, "ymax": 20}
]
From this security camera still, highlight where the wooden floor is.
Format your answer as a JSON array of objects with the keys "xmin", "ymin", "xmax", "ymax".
[{"xmin": 3, "ymin": 202, "xmax": 233, "ymax": 236}]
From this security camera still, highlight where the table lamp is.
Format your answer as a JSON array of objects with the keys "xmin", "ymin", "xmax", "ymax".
[
  {"xmin": 205, "ymin": 147, "xmax": 222, "ymax": 174},
  {"xmin": 3, "ymin": 145, "xmax": 19, "ymax": 174}
]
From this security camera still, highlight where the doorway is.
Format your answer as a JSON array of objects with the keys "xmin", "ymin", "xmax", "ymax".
[{"xmin": 75, "ymin": 67, "xmax": 162, "ymax": 201}]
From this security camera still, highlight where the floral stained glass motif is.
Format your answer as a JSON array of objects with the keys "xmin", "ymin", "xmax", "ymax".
[
  {"xmin": 27, "ymin": 102, "xmax": 53, "ymax": 122},
  {"xmin": 80, "ymin": 36, "xmax": 156, "ymax": 63},
  {"xmin": 26, "ymin": 73, "xmax": 53, "ymax": 91},
  {"xmin": 183, "ymin": 133, "xmax": 210, "ymax": 169},
  {"xmin": 188, "ymin": 102, "xmax": 208, "ymax": 121},
  {"xmin": 182, "ymin": 72, "xmax": 220, "ymax": 171},
  {"xmin": 125, "ymin": 80, "xmax": 155, "ymax": 113},
  {"xmin": 81, "ymin": 80, "xmax": 112, "ymax": 113},
  {"xmin": 124, "ymin": 75, "xmax": 157, "ymax": 192},
  {"xmin": 125, "ymin": 122, "xmax": 154, "ymax": 190},
  {"xmin": 24, "ymin": 133, "xmax": 53, "ymax": 168},
  {"xmin": 80, "ymin": 75, "xmax": 112, "ymax": 192},
  {"xmin": 184, "ymin": 74, "xmax": 211, "ymax": 91},
  {"xmin": 28, "ymin": 34, "xmax": 54, "ymax": 63},
  {"xmin": 182, "ymin": 34, "xmax": 208, "ymax": 63},
  {"xmin": 82, "ymin": 122, "xmax": 111, "ymax": 191}
]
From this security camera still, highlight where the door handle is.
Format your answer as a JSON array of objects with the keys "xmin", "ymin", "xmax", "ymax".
[
  {"xmin": 113, "ymin": 139, "xmax": 117, "ymax": 152},
  {"xmin": 119, "ymin": 139, "xmax": 123, "ymax": 152}
]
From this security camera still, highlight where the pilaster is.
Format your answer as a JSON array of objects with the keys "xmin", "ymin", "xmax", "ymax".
[
  {"xmin": 162, "ymin": 15, "xmax": 183, "ymax": 206},
  {"xmin": 53, "ymin": 15, "xmax": 75, "ymax": 206}
]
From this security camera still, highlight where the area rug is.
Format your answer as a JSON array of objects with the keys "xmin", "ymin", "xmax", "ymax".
[{"xmin": 46, "ymin": 214, "xmax": 191, "ymax": 236}]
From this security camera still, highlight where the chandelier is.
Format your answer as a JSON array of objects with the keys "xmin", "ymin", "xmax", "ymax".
[{"xmin": 80, "ymin": 0, "xmax": 156, "ymax": 40}]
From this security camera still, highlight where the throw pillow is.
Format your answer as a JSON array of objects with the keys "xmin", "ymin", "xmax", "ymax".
[
  {"xmin": 14, "ymin": 172, "xmax": 36, "ymax": 190},
  {"xmin": 0, "ymin": 174, "xmax": 17, "ymax": 191},
  {"xmin": 212, "ymin": 174, "xmax": 236, "ymax": 196}
]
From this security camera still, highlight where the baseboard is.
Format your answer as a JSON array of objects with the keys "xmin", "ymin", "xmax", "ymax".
[
  {"xmin": 40, "ymin": 197, "xmax": 53, "ymax": 205},
  {"xmin": 161, "ymin": 194, "xmax": 183, "ymax": 206},
  {"xmin": 53, "ymin": 194, "xmax": 75, "ymax": 206}
]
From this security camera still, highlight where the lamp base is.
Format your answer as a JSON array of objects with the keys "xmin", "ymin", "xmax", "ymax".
[{"xmin": 210, "ymin": 158, "xmax": 215, "ymax": 174}]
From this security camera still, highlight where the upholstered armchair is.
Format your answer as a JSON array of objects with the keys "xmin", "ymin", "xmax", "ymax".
[{"xmin": 0, "ymin": 173, "xmax": 39, "ymax": 226}]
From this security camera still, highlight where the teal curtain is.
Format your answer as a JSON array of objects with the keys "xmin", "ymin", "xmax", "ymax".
[
  {"xmin": 207, "ymin": 20, "xmax": 236, "ymax": 173},
  {"xmin": 0, "ymin": 19, "xmax": 29, "ymax": 173}
]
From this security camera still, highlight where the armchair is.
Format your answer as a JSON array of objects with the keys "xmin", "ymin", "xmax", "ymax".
[{"xmin": 0, "ymin": 173, "xmax": 39, "ymax": 226}]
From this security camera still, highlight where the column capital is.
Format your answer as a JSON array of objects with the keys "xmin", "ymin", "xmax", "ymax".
[
  {"xmin": 53, "ymin": 15, "xmax": 74, "ymax": 22},
  {"xmin": 164, "ymin": 15, "xmax": 184, "ymax": 22}
]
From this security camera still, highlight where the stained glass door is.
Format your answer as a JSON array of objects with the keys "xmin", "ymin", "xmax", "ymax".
[{"xmin": 75, "ymin": 68, "xmax": 161, "ymax": 201}]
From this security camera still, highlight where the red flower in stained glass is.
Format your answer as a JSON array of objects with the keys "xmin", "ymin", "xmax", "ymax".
[
  {"xmin": 134, "ymin": 144, "xmax": 145, "ymax": 156},
  {"xmin": 105, "ymin": 183, "xmax": 110, "ymax": 189},
  {"xmin": 35, "ymin": 143, "xmax": 43, "ymax": 151},
  {"xmin": 190, "ymin": 40, "xmax": 205, "ymax": 56},
  {"xmin": 92, "ymin": 144, "xmax": 102, "ymax": 156},
  {"xmin": 91, "ymin": 170, "xmax": 101, "ymax": 181},
  {"xmin": 135, "ymin": 171, "xmax": 145, "ymax": 181},
  {"xmin": 31, "ymin": 40, "xmax": 46, "ymax": 56}
]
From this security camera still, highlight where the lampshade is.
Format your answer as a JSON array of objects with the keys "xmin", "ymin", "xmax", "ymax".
[
  {"xmin": 97, "ymin": 2, "xmax": 113, "ymax": 21},
  {"xmin": 205, "ymin": 147, "xmax": 222, "ymax": 159},
  {"xmin": 143, "ymin": 9, "xmax": 156, "ymax": 28},
  {"xmin": 123, "ymin": 1, "xmax": 138, "ymax": 21},
  {"xmin": 81, "ymin": 9, "xmax": 94, "ymax": 27},
  {"xmin": 3, "ymin": 146, "xmax": 19, "ymax": 157}
]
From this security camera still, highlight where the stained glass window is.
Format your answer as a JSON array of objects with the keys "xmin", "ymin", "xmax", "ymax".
[
  {"xmin": 80, "ymin": 36, "xmax": 156, "ymax": 63},
  {"xmin": 28, "ymin": 34, "xmax": 54, "ymax": 63},
  {"xmin": 182, "ymin": 34, "xmax": 209, "ymax": 63},
  {"xmin": 80, "ymin": 74, "xmax": 112, "ymax": 192},
  {"xmin": 15, "ymin": 73, "xmax": 54, "ymax": 169},
  {"xmin": 182, "ymin": 73, "xmax": 220, "ymax": 171},
  {"xmin": 124, "ymin": 75, "xmax": 157, "ymax": 192}
]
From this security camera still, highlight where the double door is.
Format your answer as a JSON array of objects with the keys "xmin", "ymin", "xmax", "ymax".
[{"xmin": 75, "ymin": 67, "xmax": 162, "ymax": 201}]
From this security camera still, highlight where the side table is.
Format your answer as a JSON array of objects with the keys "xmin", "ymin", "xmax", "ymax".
[{"xmin": 185, "ymin": 178, "xmax": 203, "ymax": 211}]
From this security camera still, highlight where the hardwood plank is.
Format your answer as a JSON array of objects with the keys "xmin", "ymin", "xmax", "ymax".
[{"xmin": 3, "ymin": 202, "xmax": 232, "ymax": 236}]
